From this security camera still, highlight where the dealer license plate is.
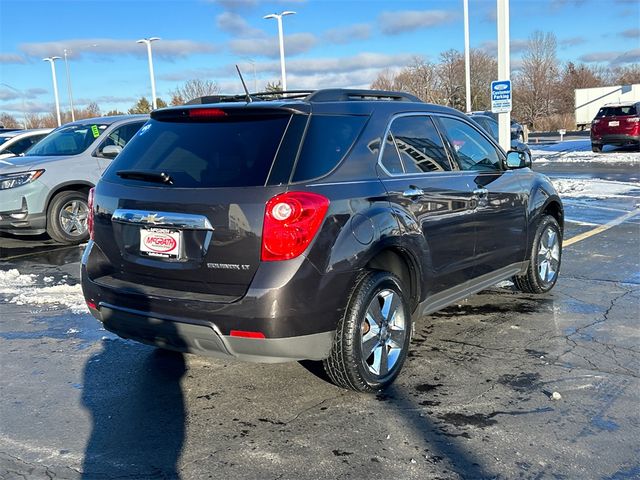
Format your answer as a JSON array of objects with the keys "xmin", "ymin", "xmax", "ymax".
[{"xmin": 140, "ymin": 228, "xmax": 182, "ymax": 259}]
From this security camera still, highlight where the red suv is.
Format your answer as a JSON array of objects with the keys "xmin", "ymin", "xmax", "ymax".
[{"xmin": 591, "ymin": 102, "xmax": 640, "ymax": 152}]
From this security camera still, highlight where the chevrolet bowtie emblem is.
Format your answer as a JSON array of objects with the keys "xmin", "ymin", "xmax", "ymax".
[{"xmin": 140, "ymin": 213, "xmax": 165, "ymax": 224}]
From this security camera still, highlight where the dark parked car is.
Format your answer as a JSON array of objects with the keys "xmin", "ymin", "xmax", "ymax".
[
  {"xmin": 468, "ymin": 113, "xmax": 531, "ymax": 157},
  {"xmin": 471, "ymin": 110, "xmax": 524, "ymax": 141},
  {"xmin": 81, "ymin": 89, "xmax": 563, "ymax": 392},
  {"xmin": 590, "ymin": 102, "xmax": 640, "ymax": 152}
]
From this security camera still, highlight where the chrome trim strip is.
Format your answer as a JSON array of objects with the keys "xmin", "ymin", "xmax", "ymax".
[{"xmin": 112, "ymin": 209, "xmax": 214, "ymax": 230}]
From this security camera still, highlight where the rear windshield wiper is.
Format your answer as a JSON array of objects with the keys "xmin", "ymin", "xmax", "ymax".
[{"xmin": 116, "ymin": 170, "xmax": 173, "ymax": 184}]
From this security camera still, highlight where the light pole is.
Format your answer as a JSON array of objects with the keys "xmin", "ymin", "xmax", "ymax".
[
  {"xmin": 264, "ymin": 11, "xmax": 295, "ymax": 91},
  {"xmin": 43, "ymin": 56, "xmax": 62, "ymax": 127},
  {"xmin": 497, "ymin": 0, "xmax": 511, "ymax": 151},
  {"xmin": 463, "ymin": 0, "xmax": 471, "ymax": 113},
  {"xmin": 137, "ymin": 37, "xmax": 160, "ymax": 109},
  {"xmin": 63, "ymin": 49, "xmax": 75, "ymax": 121},
  {"xmin": 0, "ymin": 83, "xmax": 27, "ymax": 128}
]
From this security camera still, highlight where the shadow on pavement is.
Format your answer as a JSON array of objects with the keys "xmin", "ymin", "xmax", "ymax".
[{"xmin": 81, "ymin": 287, "xmax": 187, "ymax": 480}]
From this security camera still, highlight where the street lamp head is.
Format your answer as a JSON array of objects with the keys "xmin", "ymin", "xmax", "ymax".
[
  {"xmin": 43, "ymin": 56, "xmax": 61, "ymax": 62},
  {"xmin": 282, "ymin": 11, "xmax": 296, "ymax": 16},
  {"xmin": 263, "ymin": 13, "xmax": 278, "ymax": 19},
  {"xmin": 137, "ymin": 37, "xmax": 161, "ymax": 44}
]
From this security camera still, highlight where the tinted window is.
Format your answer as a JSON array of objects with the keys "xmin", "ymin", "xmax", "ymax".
[
  {"xmin": 596, "ymin": 105, "xmax": 638, "ymax": 117},
  {"xmin": 0, "ymin": 136, "xmax": 11, "ymax": 146},
  {"xmin": 292, "ymin": 115, "xmax": 366, "ymax": 182},
  {"xmin": 439, "ymin": 117, "xmax": 501, "ymax": 171},
  {"xmin": 104, "ymin": 116, "xmax": 290, "ymax": 188},
  {"xmin": 6, "ymin": 136, "xmax": 40, "ymax": 155},
  {"xmin": 390, "ymin": 116, "xmax": 451, "ymax": 173},
  {"xmin": 27, "ymin": 124, "xmax": 108, "ymax": 156},
  {"xmin": 380, "ymin": 133, "xmax": 404, "ymax": 174},
  {"xmin": 97, "ymin": 122, "xmax": 145, "ymax": 157}
]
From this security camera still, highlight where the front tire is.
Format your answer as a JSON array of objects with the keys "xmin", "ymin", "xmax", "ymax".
[
  {"xmin": 514, "ymin": 215, "xmax": 562, "ymax": 294},
  {"xmin": 46, "ymin": 190, "xmax": 90, "ymax": 244},
  {"xmin": 323, "ymin": 271, "xmax": 412, "ymax": 393},
  {"xmin": 591, "ymin": 143, "xmax": 602, "ymax": 153}
]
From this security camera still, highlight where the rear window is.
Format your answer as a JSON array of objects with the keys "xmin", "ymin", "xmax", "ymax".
[
  {"xmin": 104, "ymin": 116, "xmax": 290, "ymax": 188},
  {"xmin": 292, "ymin": 115, "xmax": 367, "ymax": 182},
  {"xmin": 596, "ymin": 105, "xmax": 638, "ymax": 117}
]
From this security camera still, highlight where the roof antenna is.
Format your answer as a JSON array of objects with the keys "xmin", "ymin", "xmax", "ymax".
[{"xmin": 235, "ymin": 65, "xmax": 252, "ymax": 103}]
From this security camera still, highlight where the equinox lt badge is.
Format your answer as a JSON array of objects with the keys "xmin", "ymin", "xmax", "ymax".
[{"xmin": 207, "ymin": 263, "xmax": 251, "ymax": 271}]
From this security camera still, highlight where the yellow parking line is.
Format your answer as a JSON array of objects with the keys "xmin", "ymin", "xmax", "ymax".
[{"xmin": 564, "ymin": 208, "xmax": 640, "ymax": 247}]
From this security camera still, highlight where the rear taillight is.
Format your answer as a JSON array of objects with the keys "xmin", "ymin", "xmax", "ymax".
[
  {"xmin": 87, "ymin": 187, "xmax": 95, "ymax": 240},
  {"xmin": 261, "ymin": 192, "xmax": 330, "ymax": 261},
  {"xmin": 627, "ymin": 117, "xmax": 640, "ymax": 123}
]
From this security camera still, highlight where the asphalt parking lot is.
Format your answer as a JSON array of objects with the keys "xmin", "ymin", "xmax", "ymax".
[{"xmin": 1, "ymin": 159, "xmax": 639, "ymax": 479}]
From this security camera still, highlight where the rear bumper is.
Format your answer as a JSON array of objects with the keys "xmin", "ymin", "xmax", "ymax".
[
  {"xmin": 81, "ymin": 240, "xmax": 356, "ymax": 362},
  {"xmin": 94, "ymin": 303, "xmax": 334, "ymax": 363},
  {"xmin": 591, "ymin": 133, "xmax": 640, "ymax": 146}
]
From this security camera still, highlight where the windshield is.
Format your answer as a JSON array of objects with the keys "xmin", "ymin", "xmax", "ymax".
[
  {"xmin": 0, "ymin": 136, "xmax": 12, "ymax": 146},
  {"xmin": 25, "ymin": 123, "xmax": 108, "ymax": 156}
]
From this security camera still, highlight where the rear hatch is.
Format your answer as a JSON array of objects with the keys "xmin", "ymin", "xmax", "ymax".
[
  {"xmin": 92, "ymin": 105, "xmax": 309, "ymax": 300},
  {"xmin": 592, "ymin": 104, "xmax": 640, "ymax": 136}
]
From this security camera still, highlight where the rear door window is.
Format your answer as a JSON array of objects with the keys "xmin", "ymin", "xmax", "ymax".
[
  {"xmin": 104, "ymin": 116, "xmax": 291, "ymax": 188},
  {"xmin": 379, "ymin": 115, "xmax": 452, "ymax": 174}
]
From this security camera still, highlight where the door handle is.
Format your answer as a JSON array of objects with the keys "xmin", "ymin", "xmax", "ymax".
[
  {"xmin": 402, "ymin": 186, "xmax": 424, "ymax": 198},
  {"xmin": 473, "ymin": 188, "xmax": 489, "ymax": 198}
]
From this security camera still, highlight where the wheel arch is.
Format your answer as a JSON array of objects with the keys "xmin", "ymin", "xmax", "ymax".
[
  {"xmin": 44, "ymin": 181, "xmax": 95, "ymax": 220},
  {"xmin": 363, "ymin": 246, "xmax": 421, "ymax": 312}
]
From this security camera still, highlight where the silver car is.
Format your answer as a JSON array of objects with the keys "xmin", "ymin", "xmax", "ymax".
[
  {"xmin": 0, "ymin": 115, "xmax": 148, "ymax": 243},
  {"xmin": 0, "ymin": 128, "xmax": 53, "ymax": 160}
]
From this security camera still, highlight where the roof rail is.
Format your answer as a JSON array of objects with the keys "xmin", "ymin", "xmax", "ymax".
[
  {"xmin": 184, "ymin": 89, "xmax": 423, "ymax": 106},
  {"xmin": 305, "ymin": 89, "xmax": 423, "ymax": 103}
]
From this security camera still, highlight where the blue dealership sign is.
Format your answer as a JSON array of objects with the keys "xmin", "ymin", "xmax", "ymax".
[{"xmin": 491, "ymin": 80, "xmax": 512, "ymax": 113}]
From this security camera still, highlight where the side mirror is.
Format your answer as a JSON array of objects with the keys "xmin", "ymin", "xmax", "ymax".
[
  {"xmin": 100, "ymin": 144, "xmax": 122, "ymax": 159},
  {"xmin": 506, "ymin": 150, "xmax": 531, "ymax": 169}
]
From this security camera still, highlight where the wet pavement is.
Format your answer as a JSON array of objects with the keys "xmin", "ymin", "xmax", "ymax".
[{"xmin": 1, "ymin": 164, "xmax": 639, "ymax": 479}]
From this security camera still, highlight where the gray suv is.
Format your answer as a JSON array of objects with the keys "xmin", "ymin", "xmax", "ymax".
[{"xmin": 0, "ymin": 115, "xmax": 147, "ymax": 243}]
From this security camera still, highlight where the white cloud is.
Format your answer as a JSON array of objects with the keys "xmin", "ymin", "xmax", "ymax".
[
  {"xmin": 215, "ymin": 12, "xmax": 263, "ymax": 36},
  {"xmin": 0, "ymin": 53, "xmax": 27, "ymax": 64},
  {"xmin": 229, "ymin": 32, "xmax": 317, "ymax": 57},
  {"xmin": 324, "ymin": 24, "xmax": 371, "ymax": 44},
  {"xmin": 559, "ymin": 36, "xmax": 586, "ymax": 47},
  {"xmin": 378, "ymin": 10, "xmax": 457, "ymax": 35},
  {"xmin": 19, "ymin": 38, "xmax": 218, "ymax": 60},
  {"xmin": 619, "ymin": 28, "xmax": 640, "ymax": 39},
  {"xmin": 0, "ymin": 101, "xmax": 54, "ymax": 114},
  {"xmin": 579, "ymin": 49, "xmax": 640, "ymax": 65},
  {"xmin": 0, "ymin": 88, "xmax": 47, "ymax": 101}
]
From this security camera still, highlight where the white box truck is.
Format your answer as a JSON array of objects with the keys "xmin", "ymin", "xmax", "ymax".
[{"xmin": 575, "ymin": 84, "xmax": 640, "ymax": 129}]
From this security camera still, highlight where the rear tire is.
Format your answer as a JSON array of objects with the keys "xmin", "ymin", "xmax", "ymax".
[
  {"xmin": 591, "ymin": 143, "xmax": 602, "ymax": 153},
  {"xmin": 514, "ymin": 215, "xmax": 562, "ymax": 294},
  {"xmin": 323, "ymin": 271, "xmax": 412, "ymax": 393},
  {"xmin": 46, "ymin": 190, "xmax": 90, "ymax": 244}
]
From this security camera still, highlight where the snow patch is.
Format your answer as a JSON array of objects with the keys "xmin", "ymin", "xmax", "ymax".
[
  {"xmin": 0, "ymin": 268, "xmax": 88, "ymax": 314},
  {"xmin": 551, "ymin": 178, "xmax": 640, "ymax": 199},
  {"xmin": 531, "ymin": 139, "xmax": 640, "ymax": 164}
]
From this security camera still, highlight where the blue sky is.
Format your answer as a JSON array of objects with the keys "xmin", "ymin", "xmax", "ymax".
[{"xmin": 0, "ymin": 0, "xmax": 639, "ymax": 116}]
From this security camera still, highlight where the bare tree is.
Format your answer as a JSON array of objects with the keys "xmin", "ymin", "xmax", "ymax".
[
  {"xmin": 438, "ymin": 49, "xmax": 465, "ymax": 110},
  {"xmin": 468, "ymin": 49, "xmax": 498, "ymax": 111},
  {"xmin": 555, "ymin": 62, "xmax": 604, "ymax": 115},
  {"xmin": 172, "ymin": 79, "xmax": 220, "ymax": 103},
  {"xmin": 371, "ymin": 69, "xmax": 397, "ymax": 91},
  {"xmin": 610, "ymin": 64, "xmax": 640, "ymax": 85},
  {"xmin": 0, "ymin": 113, "xmax": 20, "ymax": 128},
  {"xmin": 513, "ymin": 31, "xmax": 560, "ymax": 129}
]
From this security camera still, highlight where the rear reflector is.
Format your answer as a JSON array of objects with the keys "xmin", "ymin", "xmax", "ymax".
[
  {"xmin": 188, "ymin": 108, "xmax": 227, "ymax": 118},
  {"xmin": 86, "ymin": 300, "xmax": 97, "ymax": 310},
  {"xmin": 230, "ymin": 330, "xmax": 266, "ymax": 339}
]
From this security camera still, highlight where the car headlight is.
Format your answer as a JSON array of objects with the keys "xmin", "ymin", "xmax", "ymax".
[{"xmin": 0, "ymin": 170, "xmax": 45, "ymax": 190}]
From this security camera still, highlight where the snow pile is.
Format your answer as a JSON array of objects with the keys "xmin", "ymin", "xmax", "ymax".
[
  {"xmin": 531, "ymin": 140, "xmax": 640, "ymax": 164},
  {"xmin": 0, "ymin": 269, "xmax": 36, "ymax": 293},
  {"xmin": 551, "ymin": 178, "xmax": 640, "ymax": 199},
  {"xmin": 0, "ymin": 268, "xmax": 88, "ymax": 314}
]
